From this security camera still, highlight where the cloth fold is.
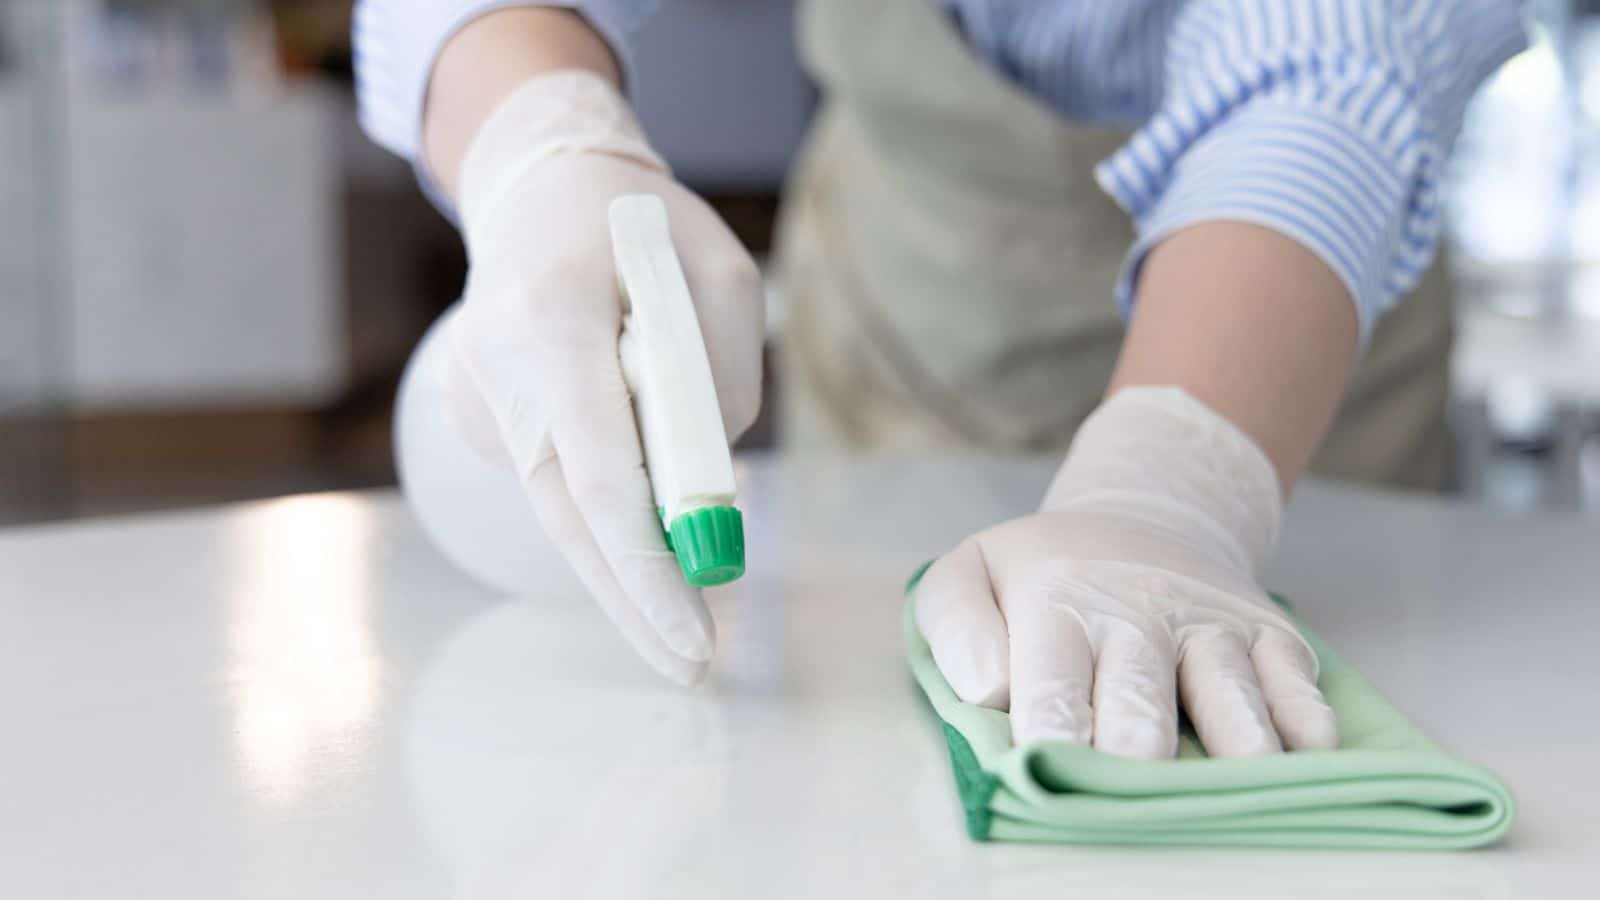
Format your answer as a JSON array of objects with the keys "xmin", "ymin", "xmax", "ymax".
[{"xmin": 904, "ymin": 576, "xmax": 1513, "ymax": 848}]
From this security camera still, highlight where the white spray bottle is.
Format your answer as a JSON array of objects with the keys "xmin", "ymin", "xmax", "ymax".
[{"xmin": 393, "ymin": 195, "xmax": 745, "ymax": 595}]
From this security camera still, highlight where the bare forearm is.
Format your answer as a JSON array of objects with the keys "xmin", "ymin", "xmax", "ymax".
[
  {"xmin": 424, "ymin": 8, "xmax": 620, "ymax": 202},
  {"xmin": 1108, "ymin": 222, "xmax": 1358, "ymax": 493}
]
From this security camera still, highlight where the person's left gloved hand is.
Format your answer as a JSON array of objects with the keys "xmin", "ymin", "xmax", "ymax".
[{"xmin": 913, "ymin": 386, "xmax": 1339, "ymax": 758}]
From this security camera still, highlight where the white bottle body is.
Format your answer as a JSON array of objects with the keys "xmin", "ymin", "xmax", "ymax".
[{"xmin": 393, "ymin": 304, "xmax": 572, "ymax": 595}]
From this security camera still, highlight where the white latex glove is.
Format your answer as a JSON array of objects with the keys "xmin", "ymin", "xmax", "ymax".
[
  {"xmin": 914, "ymin": 387, "xmax": 1339, "ymax": 758},
  {"xmin": 448, "ymin": 71, "xmax": 764, "ymax": 686}
]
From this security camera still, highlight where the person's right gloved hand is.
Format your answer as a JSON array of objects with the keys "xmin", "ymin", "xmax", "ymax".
[{"xmin": 445, "ymin": 71, "xmax": 765, "ymax": 686}]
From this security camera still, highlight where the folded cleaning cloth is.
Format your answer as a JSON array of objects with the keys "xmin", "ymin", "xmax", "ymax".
[{"xmin": 903, "ymin": 571, "xmax": 1514, "ymax": 849}]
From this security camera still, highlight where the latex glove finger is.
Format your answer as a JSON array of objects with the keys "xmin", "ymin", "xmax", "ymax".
[
  {"xmin": 526, "ymin": 457, "xmax": 708, "ymax": 687},
  {"xmin": 913, "ymin": 539, "xmax": 1010, "ymax": 709},
  {"xmin": 1091, "ymin": 621, "xmax": 1179, "ymax": 759},
  {"xmin": 539, "ymin": 335, "xmax": 717, "ymax": 663},
  {"xmin": 1252, "ymin": 627, "xmax": 1339, "ymax": 751},
  {"xmin": 1178, "ymin": 625, "xmax": 1282, "ymax": 757},
  {"xmin": 1007, "ymin": 593, "xmax": 1095, "ymax": 748},
  {"xmin": 675, "ymin": 214, "xmax": 766, "ymax": 441}
]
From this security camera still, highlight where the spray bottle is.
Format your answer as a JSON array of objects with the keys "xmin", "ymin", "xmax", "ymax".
[{"xmin": 393, "ymin": 195, "xmax": 745, "ymax": 593}]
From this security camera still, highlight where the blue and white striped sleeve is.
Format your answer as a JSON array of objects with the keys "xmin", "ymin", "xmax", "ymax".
[
  {"xmin": 353, "ymin": 0, "xmax": 656, "ymax": 214},
  {"xmin": 1094, "ymin": 0, "xmax": 1526, "ymax": 344}
]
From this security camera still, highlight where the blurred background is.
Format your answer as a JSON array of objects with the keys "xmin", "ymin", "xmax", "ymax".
[{"xmin": 0, "ymin": 0, "xmax": 1595, "ymax": 526}]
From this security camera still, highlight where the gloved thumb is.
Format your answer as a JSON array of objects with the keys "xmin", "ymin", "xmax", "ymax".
[{"xmin": 913, "ymin": 539, "xmax": 1011, "ymax": 710}]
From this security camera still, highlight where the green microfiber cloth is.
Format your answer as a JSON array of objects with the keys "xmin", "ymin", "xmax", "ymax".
[{"xmin": 904, "ymin": 569, "xmax": 1513, "ymax": 849}]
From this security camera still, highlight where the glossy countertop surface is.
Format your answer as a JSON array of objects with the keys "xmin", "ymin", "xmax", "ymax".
[{"xmin": 4, "ymin": 456, "xmax": 1597, "ymax": 899}]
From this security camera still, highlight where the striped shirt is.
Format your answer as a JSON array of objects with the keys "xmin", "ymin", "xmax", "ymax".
[{"xmin": 354, "ymin": 0, "xmax": 1526, "ymax": 341}]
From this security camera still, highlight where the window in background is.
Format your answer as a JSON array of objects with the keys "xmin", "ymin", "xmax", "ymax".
[{"xmin": 1446, "ymin": 0, "xmax": 1600, "ymax": 513}]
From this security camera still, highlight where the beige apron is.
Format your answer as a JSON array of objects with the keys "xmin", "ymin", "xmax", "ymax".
[{"xmin": 773, "ymin": 0, "xmax": 1454, "ymax": 491}]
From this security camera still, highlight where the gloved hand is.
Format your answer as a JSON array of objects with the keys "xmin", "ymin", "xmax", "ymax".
[
  {"xmin": 913, "ymin": 387, "xmax": 1339, "ymax": 758},
  {"xmin": 447, "ymin": 71, "xmax": 764, "ymax": 686}
]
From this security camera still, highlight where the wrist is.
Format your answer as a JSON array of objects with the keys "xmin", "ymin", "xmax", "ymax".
[
  {"xmin": 458, "ymin": 70, "xmax": 666, "ymax": 246},
  {"xmin": 425, "ymin": 8, "xmax": 624, "ymax": 203},
  {"xmin": 1043, "ymin": 386, "xmax": 1282, "ymax": 575},
  {"xmin": 1110, "ymin": 222, "xmax": 1358, "ymax": 494}
]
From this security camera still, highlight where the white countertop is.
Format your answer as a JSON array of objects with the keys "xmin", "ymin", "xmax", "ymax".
[{"xmin": 4, "ymin": 456, "xmax": 1597, "ymax": 899}]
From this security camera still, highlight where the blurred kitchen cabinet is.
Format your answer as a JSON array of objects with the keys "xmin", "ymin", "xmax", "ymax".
[
  {"xmin": 0, "ymin": 2, "xmax": 62, "ymax": 416},
  {"xmin": 0, "ymin": 0, "xmax": 344, "ymax": 415},
  {"xmin": 62, "ymin": 86, "xmax": 344, "ymax": 410},
  {"xmin": 0, "ymin": 85, "xmax": 49, "ymax": 413}
]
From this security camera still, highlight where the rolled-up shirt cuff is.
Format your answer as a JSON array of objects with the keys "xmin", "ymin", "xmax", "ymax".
[{"xmin": 1095, "ymin": 100, "xmax": 1418, "ymax": 347}]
